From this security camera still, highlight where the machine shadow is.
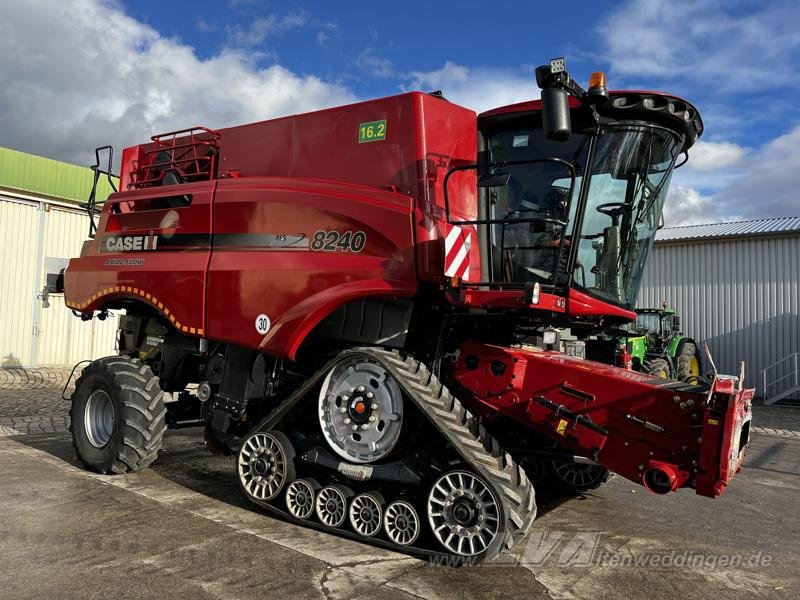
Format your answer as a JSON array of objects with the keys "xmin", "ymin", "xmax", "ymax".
[{"xmin": 13, "ymin": 428, "xmax": 593, "ymax": 530}]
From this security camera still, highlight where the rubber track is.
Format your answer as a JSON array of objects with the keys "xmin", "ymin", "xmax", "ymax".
[
  {"xmin": 70, "ymin": 356, "xmax": 167, "ymax": 474},
  {"xmin": 251, "ymin": 347, "xmax": 537, "ymax": 562}
]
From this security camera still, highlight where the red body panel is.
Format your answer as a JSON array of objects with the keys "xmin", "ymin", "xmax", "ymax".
[
  {"xmin": 187, "ymin": 92, "xmax": 480, "ymax": 284},
  {"xmin": 206, "ymin": 178, "xmax": 416, "ymax": 358},
  {"xmin": 451, "ymin": 342, "xmax": 753, "ymax": 497},
  {"xmin": 67, "ymin": 92, "xmax": 478, "ymax": 356}
]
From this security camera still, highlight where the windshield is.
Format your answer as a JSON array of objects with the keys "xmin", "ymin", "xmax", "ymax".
[
  {"xmin": 483, "ymin": 120, "xmax": 680, "ymax": 308},
  {"xmin": 570, "ymin": 125, "xmax": 679, "ymax": 307},
  {"xmin": 635, "ymin": 313, "xmax": 661, "ymax": 333}
]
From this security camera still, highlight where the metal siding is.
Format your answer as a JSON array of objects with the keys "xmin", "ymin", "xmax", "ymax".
[
  {"xmin": 638, "ymin": 235, "xmax": 800, "ymax": 395},
  {"xmin": 0, "ymin": 198, "xmax": 39, "ymax": 366},
  {"xmin": 35, "ymin": 205, "xmax": 118, "ymax": 365},
  {"xmin": 0, "ymin": 197, "xmax": 118, "ymax": 367}
]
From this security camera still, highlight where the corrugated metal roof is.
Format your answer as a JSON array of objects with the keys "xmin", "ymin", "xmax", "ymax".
[
  {"xmin": 656, "ymin": 216, "xmax": 800, "ymax": 242},
  {"xmin": 0, "ymin": 146, "xmax": 117, "ymax": 205}
]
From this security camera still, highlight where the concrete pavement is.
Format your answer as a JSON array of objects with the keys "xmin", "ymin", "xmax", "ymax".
[{"xmin": 0, "ymin": 379, "xmax": 798, "ymax": 599}]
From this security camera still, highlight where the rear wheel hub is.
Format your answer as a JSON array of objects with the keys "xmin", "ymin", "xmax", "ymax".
[
  {"xmin": 452, "ymin": 498, "xmax": 478, "ymax": 527},
  {"xmin": 348, "ymin": 396, "xmax": 371, "ymax": 424}
]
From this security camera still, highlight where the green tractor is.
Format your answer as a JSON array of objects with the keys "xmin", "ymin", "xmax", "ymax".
[{"xmin": 622, "ymin": 306, "xmax": 702, "ymax": 381}]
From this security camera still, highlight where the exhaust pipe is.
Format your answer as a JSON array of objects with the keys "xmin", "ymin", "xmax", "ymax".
[{"xmin": 643, "ymin": 461, "xmax": 689, "ymax": 494}]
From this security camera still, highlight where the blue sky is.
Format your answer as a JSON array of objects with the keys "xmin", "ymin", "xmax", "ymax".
[{"xmin": 1, "ymin": 0, "xmax": 798, "ymax": 225}]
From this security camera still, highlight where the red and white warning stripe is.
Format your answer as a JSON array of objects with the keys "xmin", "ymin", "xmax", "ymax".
[{"xmin": 444, "ymin": 224, "xmax": 472, "ymax": 278}]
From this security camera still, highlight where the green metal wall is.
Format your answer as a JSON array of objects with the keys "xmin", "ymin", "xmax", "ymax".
[{"xmin": 0, "ymin": 146, "xmax": 118, "ymax": 204}]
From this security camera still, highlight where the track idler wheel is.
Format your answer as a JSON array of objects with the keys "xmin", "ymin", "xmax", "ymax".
[
  {"xmin": 285, "ymin": 478, "xmax": 320, "ymax": 520},
  {"xmin": 383, "ymin": 500, "xmax": 420, "ymax": 546},
  {"xmin": 315, "ymin": 485, "xmax": 353, "ymax": 527},
  {"xmin": 349, "ymin": 492, "xmax": 384, "ymax": 537},
  {"xmin": 427, "ymin": 471, "xmax": 500, "ymax": 557},
  {"xmin": 237, "ymin": 430, "xmax": 295, "ymax": 502}
]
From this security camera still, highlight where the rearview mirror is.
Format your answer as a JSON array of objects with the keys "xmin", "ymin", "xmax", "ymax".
[{"xmin": 541, "ymin": 87, "xmax": 571, "ymax": 142}]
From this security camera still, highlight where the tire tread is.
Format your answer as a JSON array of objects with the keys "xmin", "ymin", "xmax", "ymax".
[{"xmin": 69, "ymin": 355, "xmax": 166, "ymax": 474}]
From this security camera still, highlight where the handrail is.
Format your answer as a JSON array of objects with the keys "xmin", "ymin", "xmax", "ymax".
[
  {"xmin": 132, "ymin": 126, "xmax": 221, "ymax": 189},
  {"xmin": 761, "ymin": 352, "xmax": 799, "ymax": 401}
]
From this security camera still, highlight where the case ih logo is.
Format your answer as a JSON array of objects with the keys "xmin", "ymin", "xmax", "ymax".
[{"xmin": 103, "ymin": 234, "xmax": 159, "ymax": 253}]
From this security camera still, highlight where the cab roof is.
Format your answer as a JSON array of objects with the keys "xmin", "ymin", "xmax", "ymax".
[{"xmin": 480, "ymin": 90, "xmax": 704, "ymax": 150}]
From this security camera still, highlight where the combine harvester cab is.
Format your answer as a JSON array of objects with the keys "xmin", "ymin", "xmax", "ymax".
[
  {"xmin": 60, "ymin": 57, "xmax": 753, "ymax": 564},
  {"xmin": 435, "ymin": 59, "xmax": 754, "ymax": 499}
]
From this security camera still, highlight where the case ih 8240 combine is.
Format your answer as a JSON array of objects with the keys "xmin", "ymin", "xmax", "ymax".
[{"xmin": 61, "ymin": 59, "xmax": 753, "ymax": 563}]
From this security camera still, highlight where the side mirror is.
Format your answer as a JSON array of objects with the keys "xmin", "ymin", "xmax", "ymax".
[{"xmin": 541, "ymin": 87, "xmax": 571, "ymax": 142}]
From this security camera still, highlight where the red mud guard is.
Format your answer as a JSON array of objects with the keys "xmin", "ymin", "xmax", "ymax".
[{"xmin": 450, "ymin": 342, "xmax": 754, "ymax": 498}]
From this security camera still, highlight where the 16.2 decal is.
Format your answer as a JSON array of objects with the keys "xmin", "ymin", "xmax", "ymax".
[{"xmin": 310, "ymin": 230, "xmax": 367, "ymax": 253}]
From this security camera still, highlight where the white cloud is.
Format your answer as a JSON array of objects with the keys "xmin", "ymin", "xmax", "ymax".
[
  {"xmin": 598, "ymin": 1, "xmax": 800, "ymax": 223},
  {"xmin": 598, "ymin": 0, "xmax": 800, "ymax": 92},
  {"xmin": 226, "ymin": 13, "xmax": 307, "ymax": 47},
  {"xmin": 686, "ymin": 141, "xmax": 748, "ymax": 171},
  {"xmin": 662, "ymin": 185, "xmax": 718, "ymax": 226},
  {"xmin": 355, "ymin": 48, "xmax": 394, "ymax": 78},
  {"xmin": 713, "ymin": 125, "xmax": 800, "ymax": 219},
  {"xmin": 668, "ymin": 125, "xmax": 800, "ymax": 224},
  {"xmin": 0, "ymin": 0, "xmax": 355, "ymax": 167},
  {"xmin": 195, "ymin": 18, "xmax": 217, "ymax": 33},
  {"xmin": 667, "ymin": 140, "xmax": 750, "ymax": 202},
  {"xmin": 403, "ymin": 62, "xmax": 537, "ymax": 114}
]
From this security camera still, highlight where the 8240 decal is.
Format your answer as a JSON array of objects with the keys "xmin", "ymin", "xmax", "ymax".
[{"xmin": 310, "ymin": 230, "xmax": 366, "ymax": 252}]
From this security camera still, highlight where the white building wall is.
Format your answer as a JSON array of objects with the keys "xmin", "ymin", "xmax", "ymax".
[
  {"xmin": 638, "ymin": 235, "xmax": 800, "ymax": 396},
  {"xmin": 0, "ymin": 195, "xmax": 118, "ymax": 367}
]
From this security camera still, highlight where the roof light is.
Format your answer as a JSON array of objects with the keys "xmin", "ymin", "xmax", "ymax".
[{"xmin": 587, "ymin": 71, "xmax": 608, "ymax": 101}]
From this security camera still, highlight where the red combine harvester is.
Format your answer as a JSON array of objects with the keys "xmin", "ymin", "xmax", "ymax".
[{"xmin": 61, "ymin": 59, "xmax": 753, "ymax": 563}]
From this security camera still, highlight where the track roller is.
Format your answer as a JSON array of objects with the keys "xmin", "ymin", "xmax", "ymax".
[
  {"xmin": 315, "ymin": 485, "xmax": 353, "ymax": 527},
  {"xmin": 349, "ymin": 492, "xmax": 384, "ymax": 537},
  {"xmin": 427, "ymin": 471, "xmax": 500, "ymax": 556},
  {"xmin": 286, "ymin": 478, "xmax": 320, "ymax": 520},
  {"xmin": 383, "ymin": 500, "xmax": 420, "ymax": 546},
  {"xmin": 237, "ymin": 430, "xmax": 295, "ymax": 502}
]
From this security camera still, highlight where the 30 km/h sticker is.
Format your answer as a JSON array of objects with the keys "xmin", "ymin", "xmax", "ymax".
[{"xmin": 255, "ymin": 314, "xmax": 271, "ymax": 335}]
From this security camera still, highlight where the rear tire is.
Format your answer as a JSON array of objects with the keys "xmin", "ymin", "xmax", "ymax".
[
  {"xmin": 643, "ymin": 357, "xmax": 671, "ymax": 379},
  {"xmin": 675, "ymin": 342, "xmax": 701, "ymax": 381},
  {"xmin": 69, "ymin": 356, "xmax": 166, "ymax": 474}
]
